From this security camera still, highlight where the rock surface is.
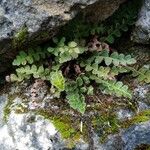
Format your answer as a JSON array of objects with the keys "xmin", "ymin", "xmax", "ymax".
[
  {"xmin": 100, "ymin": 121, "xmax": 150, "ymax": 150},
  {"xmin": 0, "ymin": 81, "xmax": 150, "ymax": 150},
  {"xmin": 0, "ymin": 112, "xmax": 57, "ymax": 150},
  {"xmin": 0, "ymin": 0, "xmax": 126, "ymax": 73},
  {"xmin": 132, "ymin": 0, "xmax": 150, "ymax": 44}
]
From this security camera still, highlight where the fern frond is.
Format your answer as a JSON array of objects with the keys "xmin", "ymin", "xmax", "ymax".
[
  {"xmin": 90, "ymin": 75, "xmax": 132, "ymax": 99},
  {"xmin": 99, "ymin": 50, "xmax": 136, "ymax": 66},
  {"xmin": 66, "ymin": 92, "xmax": 86, "ymax": 114},
  {"xmin": 128, "ymin": 66, "xmax": 150, "ymax": 83},
  {"xmin": 10, "ymin": 65, "xmax": 51, "ymax": 82},
  {"xmin": 50, "ymin": 71, "xmax": 65, "ymax": 91},
  {"xmin": 10, "ymin": 73, "xmax": 30, "ymax": 82},
  {"xmin": 47, "ymin": 38, "xmax": 85, "ymax": 63},
  {"xmin": 80, "ymin": 50, "xmax": 136, "ymax": 68},
  {"xmin": 85, "ymin": 64, "xmax": 129, "ymax": 80},
  {"xmin": 12, "ymin": 47, "xmax": 47, "ymax": 66}
]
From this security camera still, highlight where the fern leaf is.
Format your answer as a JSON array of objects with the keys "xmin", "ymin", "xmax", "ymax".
[
  {"xmin": 12, "ymin": 48, "xmax": 47, "ymax": 66},
  {"xmin": 130, "ymin": 66, "xmax": 150, "ymax": 83},
  {"xmin": 66, "ymin": 92, "xmax": 86, "ymax": 114},
  {"xmin": 90, "ymin": 75, "xmax": 132, "ymax": 99},
  {"xmin": 47, "ymin": 38, "xmax": 85, "ymax": 63},
  {"xmin": 10, "ymin": 73, "xmax": 30, "ymax": 82},
  {"xmin": 50, "ymin": 71, "xmax": 65, "ymax": 91},
  {"xmin": 99, "ymin": 50, "xmax": 136, "ymax": 66}
]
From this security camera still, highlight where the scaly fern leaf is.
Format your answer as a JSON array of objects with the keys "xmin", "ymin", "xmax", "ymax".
[
  {"xmin": 66, "ymin": 91, "xmax": 86, "ymax": 114},
  {"xmin": 47, "ymin": 38, "xmax": 85, "ymax": 63},
  {"xmin": 12, "ymin": 47, "xmax": 47, "ymax": 66},
  {"xmin": 129, "ymin": 66, "xmax": 150, "ymax": 83},
  {"xmin": 50, "ymin": 71, "xmax": 65, "ymax": 91},
  {"xmin": 90, "ymin": 75, "xmax": 132, "ymax": 99}
]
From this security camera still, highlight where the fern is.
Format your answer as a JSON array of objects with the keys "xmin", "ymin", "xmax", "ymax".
[
  {"xmin": 80, "ymin": 50, "xmax": 136, "ymax": 67},
  {"xmin": 65, "ymin": 76, "xmax": 94, "ymax": 114},
  {"xmin": 60, "ymin": 0, "xmax": 142, "ymax": 43},
  {"xmin": 10, "ymin": 31, "xmax": 146, "ymax": 114},
  {"xmin": 50, "ymin": 71, "xmax": 65, "ymax": 91},
  {"xmin": 91, "ymin": 0, "xmax": 142, "ymax": 43},
  {"xmin": 128, "ymin": 66, "xmax": 150, "ymax": 83},
  {"xmin": 90, "ymin": 75, "xmax": 132, "ymax": 99},
  {"xmin": 66, "ymin": 92, "xmax": 86, "ymax": 114},
  {"xmin": 47, "ymin": 38, "xmax": 85, "ymax": 63},
  {"xmin": 95, "ymin": 50, "xmax": 136, "ymax": 66},
  {"xmin": 10, "ymin": 65, "xmax": 51, "ymax": 82},
  {"xmin": 12, "ymin": 47, "xmax": 47, "ymax": 66}
]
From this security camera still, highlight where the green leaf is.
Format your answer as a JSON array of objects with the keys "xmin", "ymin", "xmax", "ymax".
[
  {"xmin": 66, "ymin": 92, "xmax": 86, "ymax": 114},
  {"xmin": 105, "ymin": 57, "xmax": 112, "ymax": 66},
  {"xmin": 87, "ymin": 86, "xmax": 94, "ymax": 95},
  {"xmin": 113, "ymin": 29, "xmax": 121, "ymax": 37},
  {"xmin": 106, "ymin": 35, "xmax": 115, "ymax": 44},
  {"xmin": 76, "ymin": 77, "xmax": 83, "ymax": 86},
  {"xmin": 131, "ymin": 66, "xmax": 150, "ymax": 83},
  {"xmin": 80, "ymin": 87, "xmax": 87, "ymax": 93},
  {"xmin": 47, "ymin": 47, "xmax": 55, "ymax": 53},
  {"xmin": 85, "ymin": 65, "xmax": 93, "ymax": 71},
  {"xmin": 12, "ymin": 59, "xmax": 20, "ymax": 66},
  {"xmin": 26, "ymin": 56, "xmax": 34, "ymax": 64},
  {"xmin": 90, "ymin": 75, "xmax": 132, "ymax": 99},
  {"xmin": 50, "ymin": 71, "xmax": 65, "ymax": 91},
  {"xmin": 68, "ymin": 41, "xmax": 77, "ymax": 48}
]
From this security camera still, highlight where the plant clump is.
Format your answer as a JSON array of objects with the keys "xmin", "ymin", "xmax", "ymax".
[
  {"xmin": 7, "ymin": 0, "xmax": 149, "ymax": 115},
  {"xmin": 8, "ymin": 36, "xmax": 150, "ymax": 114}
]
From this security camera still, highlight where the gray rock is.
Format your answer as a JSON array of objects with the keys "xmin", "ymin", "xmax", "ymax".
[
  {"xmin": 0, "ymin": 111, "xmax": 58, "ymax": 150},
  {"xmin": 116, "ymin": 109, "xmax": 134, "ymax": 121},
  {"xmin": 100, "ymin": 121, "xmax": 150, "ymax": 150},
  {"xmin": 0, "ymin": 0, "xmax": 126, "ymax": 73},
  {"xmin": 122, "ymin": 121, "xmax": 150, "ymax": 150},
  {"xmin": 0, "ymin": 95, "xmax": 7, "ymax": 127},
  {"xmin": 132, "ymin": 0, "xmax": 150, "ymax": 44}
]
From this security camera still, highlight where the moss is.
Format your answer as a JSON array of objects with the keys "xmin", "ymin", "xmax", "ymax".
[
  {"xmin": 13, "ymin": 27, "xmax": 28, "ymax": 48},
  {"xmin": 3, "ymin": 90, "xmax": 29, "ymax": 122},
  {"xmin": 122, "ymin": 110, "xmax": 150, "ymax": 128},
  {"xmin": 92, "ymin": 112, "xmax": 120, "ymax": 143},
  {"xmin": 14, "ymin": 103, "xmax": 29, "ymax": 114},
  {"xmin": 3, "ymin": 94, "xmax": 16, "ymax": 122},
  {"xmin": 36, "ymin": 109, "xmax": 82, "ymax": 148}
]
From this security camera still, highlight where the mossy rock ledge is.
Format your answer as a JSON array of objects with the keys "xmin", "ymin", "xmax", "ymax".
[{"xmin": 0, "ymin": 76, "xmax": 150, "ymax": 150}]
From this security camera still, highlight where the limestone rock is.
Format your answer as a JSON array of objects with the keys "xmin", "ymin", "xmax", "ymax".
[
  {"xmin": 0, "ymin": 80, "xmax": 150, "ymax": 149},
  {"xmin": 101, "ymin": 121, "xmax": 150, "ymax": 150},
  {"xmin": 132, "ymin": 0, "xmax": 150, "ymax": 44}
]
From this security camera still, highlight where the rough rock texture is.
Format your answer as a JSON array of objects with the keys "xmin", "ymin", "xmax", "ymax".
[
  {"xmin": 0, "ymin": 0, "xmax": 126, "ymax": 73},
  {"xmin": 0, "ymin": 82, "xmax": 150, "ymax": 150},
  {"xmin": 101, "ymin": 121, "xmax": 150, "ymax": 150},
  {"xmin": 132, "ymin": 0, "xmax": 150, "ymax": 44},
  {"xmin": 0, "ymin": 112, "xmax": 57, "ymax": 150},
  {"xmin": 0, "ymin": 94, "xmax": 87, "ymax": 150}
]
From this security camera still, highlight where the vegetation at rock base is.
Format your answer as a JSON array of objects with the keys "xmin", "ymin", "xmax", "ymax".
[
  {"xmin": 4, "ymin": 0, "xmax": 150, "ymax": 146},
  {"xmin": 9, "ymin": 38, "xmax": 149, "ymax": 114},
  {"xmin": 9, "ymin": 37, "xmax": 138, "ymax": 114}
]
